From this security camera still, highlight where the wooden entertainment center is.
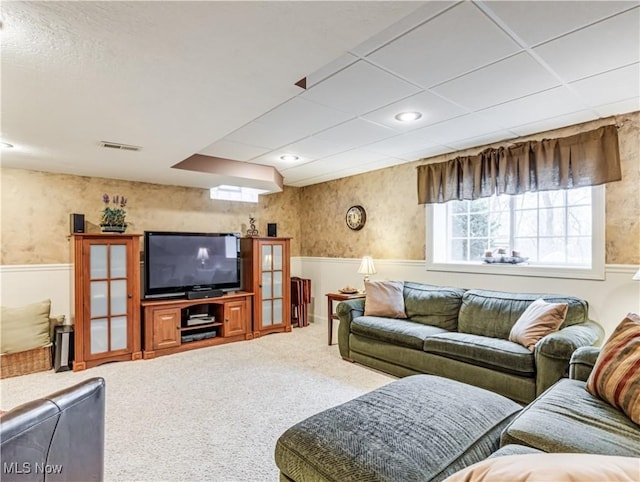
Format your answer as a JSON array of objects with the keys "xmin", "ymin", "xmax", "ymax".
[
  {"xmin": 141, "ymin": 292, "xmax": 254, "ymax": 359},
  {"xmin": 71, "ymin": 234, "xmax": 291, "ymax": 370}
]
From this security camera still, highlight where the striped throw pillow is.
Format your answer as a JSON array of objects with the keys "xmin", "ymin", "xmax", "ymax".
[{"xmin": 586, "ymin": 313, "xmax": 640, "ymax": 425}]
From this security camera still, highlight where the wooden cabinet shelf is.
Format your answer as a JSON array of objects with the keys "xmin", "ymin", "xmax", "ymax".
[
  {"xmin": 141, "ymin": 292, "xmax": 253, "ymax": 359},
  {"xmin": 180, "ymin": 322, "xmax": 222, "ymax": 332}
]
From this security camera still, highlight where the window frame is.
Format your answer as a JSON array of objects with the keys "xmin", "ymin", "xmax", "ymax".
[{"xmin": 425, "ymin": 185, "xmax": 605, "ymax": 280}]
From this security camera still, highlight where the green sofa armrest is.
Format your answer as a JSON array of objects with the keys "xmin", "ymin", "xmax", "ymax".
[
  {"xmin": 534, "ymin": 320, "xmax": 604, "ymax": 396},
  {"xmin": 336, "ymin": 299, "xmax": 365, "ymax": 359},
  {"xmin": 569, "ymin": 346, "xmax": 601, "ymax": 382}
]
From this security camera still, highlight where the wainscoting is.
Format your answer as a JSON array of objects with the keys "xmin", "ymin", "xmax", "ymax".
[{"xmin": 1, "ymin": 258, "xmax": 638, "ymax": 338}]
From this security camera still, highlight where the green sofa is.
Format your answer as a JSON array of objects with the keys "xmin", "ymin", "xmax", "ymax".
[
  {"xmin": 500, "ymin": 345, "xmax": 640, "ymax": 455},
  {"xmin": 337, "ymin": 282, "xmax": 604, "ymax": 403}
]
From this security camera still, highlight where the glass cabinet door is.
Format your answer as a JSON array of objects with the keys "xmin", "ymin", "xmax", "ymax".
[
  {"xmin": 88, "ymin": 242, "xmax": 129, "ymax": 355},
  {"xmin": 260, "ymin": 242, "xmax": 284, "ymax": 327}
]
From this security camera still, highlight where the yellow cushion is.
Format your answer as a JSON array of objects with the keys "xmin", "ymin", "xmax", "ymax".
[
  {"xmin": 444, "ymin": 453, "xmax": 640, "ymax": 482},
  {"xmin": 364, "ymin": 280, "xmax": 407, "ymax": 319},
  {"xmin": 586, "ymin": 313, "xmax": 640, "ymax": 425},
  {"xmin": 509, "ymin": 298, "xmax": 567, "ymax": 351},
  {"xmin": 0, "ymin": 299, "xmax": 51, "ymax": 354}
]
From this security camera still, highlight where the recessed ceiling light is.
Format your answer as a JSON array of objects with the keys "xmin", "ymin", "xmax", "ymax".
[
  {"xmin": 280, "ymin": 154, "xmax": 299, "ymax": 162},
  {"xmin": 0, "ymin": 142, "xmax": 14, "ymax": 149},
  {"xmin": 394, "ymin": 112, "xmax": 422, "ymax": 122}
]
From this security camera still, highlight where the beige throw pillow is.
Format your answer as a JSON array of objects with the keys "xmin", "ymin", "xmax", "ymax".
[
  {"xmin": 364, "ymin": 281, "xmax": 407, "ymax": 319},
  {"xmin": 443, "ymin": 453, "xmax": 640, "ymax": 482},
  {"xmin": 0, "ymin": 299, "xmax": 51, "ymax": 354},
  {"xmin": 509, "ymin": 298, "xmax": 568, "ymax": 351},
  {"xmin": 586, "ymin": 313, "xmax": 640, "ymax": 425}
]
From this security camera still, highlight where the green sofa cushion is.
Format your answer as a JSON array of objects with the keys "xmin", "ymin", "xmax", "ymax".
[
  {"xmin": 351, "ymin": 316, "xmax": 447, "ymax": 350},
  {"xmin": 403, "ymin": 282, "xmax": 466, "ymax": 331},
  {"xmin": 458, "ymin": 290, "xmax": 589, "ymax": 340},
  {"xmin": 501, "ymin": 379, "xmax": 640, "ymax": 456},
  {"xmin": 423, "ymin": 332, "xmax": 536, "ymax": 377}
]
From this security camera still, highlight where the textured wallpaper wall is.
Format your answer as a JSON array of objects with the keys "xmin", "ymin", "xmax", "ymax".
[
  {"xmin": 0, "ymin": 170, "xmax": 301, "ymax": 264},
  {"xmin": 298, "ymin": 112, "xmax": 640, "ymax": 264},
  {"xmin": 1, "ymin": 112, "xmax": 638, "ymax": 266}
]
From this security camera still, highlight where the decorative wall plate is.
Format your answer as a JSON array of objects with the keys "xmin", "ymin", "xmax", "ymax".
[{"xmin": 346, "ymin": 205, "xmax": 366, "ymax": 231}]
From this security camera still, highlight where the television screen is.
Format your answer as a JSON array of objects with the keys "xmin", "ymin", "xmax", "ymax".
[{"xmin": 144, "ymin": 231, "xmax": 241, "ymax": 298}]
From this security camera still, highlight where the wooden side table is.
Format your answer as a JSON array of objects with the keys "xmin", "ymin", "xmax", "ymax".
[{"xmin": 326, "ymin": 292, "xmax": 366, "ymax": 345}]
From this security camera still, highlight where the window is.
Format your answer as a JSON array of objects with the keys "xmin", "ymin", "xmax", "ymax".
[
  {"xmin": 427, "ymin": 186, "xmax": 605, "ymax": 279},
  {"xmin": 209, "ymin": 185, "xmax": 268, "ymax": 203}
]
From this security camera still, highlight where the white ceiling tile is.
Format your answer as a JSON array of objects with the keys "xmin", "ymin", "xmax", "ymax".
[
  {"xmin": 318, "ymin": 148, "xmax": 388, "ymax": 165},
  {"xmin": 255, "ymin": 97, "xmax": 354, "ymax": 138},
  {"xmin": 279, "ymin": 137, "xmax": 349, "ymax": 160},
  {"xmin": 280, "ymin": 159, "xmax": 336, "ymax": 179},
  {"xmin": 368, "ymin": 1, "xmax": 521, "ymax": 88},
  {"xmin": 411, "ymin": 113, "xmax": 510, "ymax": 147},
  {"xmin": 485, "ymin": 1, "xmax": 636, "ymax": 46},
  {"xmin": 305, "ymin": 53, "xmax": 358, "ymax": 88},
  {"xmin": 285, "ymin": 155, "xmax": 405, "ymax": 186},
  {"xmin": 593, "ymin": 98, "xmax": 640, "ymax": 117},
  {"xmin": 446, "ymin": 130, "xmax": 518, "ymax": 151},
  {"xmin": 223, "ymin": 121, "xmax": 296, "ymax": 150},
  {"xmin": 533, "ymin": 8, "xmax": 640, "ymax": 82},
  {"xmin": 570, "ymin": 63, "xmax": 640, "ymax": 107},
  {"xmin": 508, "ymin": 110, "xmax": 599, "ymax": 137},
  {"xmin": 477, "ymin": 87, "xmax": 587, "ymax": 128},
  {"xmin": 198, "ymin": 139, "xmax": 270, "ymax": 161},
  {"xmin": 396, "ymin": 144, "xmax": 453, "ymax": 162},
  {"xmin": 362, "ymin": 90, "xmax": 467, "ymax": 132},
  {"xmin": 300, "ymin": 60, "xmax": 421, "ymax": 115},
  {"xmin": 313, "ymin": 118, "xmax": 398, "ymax": 151},
  {"xmin": 247, "ymin": 152, "xmax": 310, "ymax": 172},
  {"xmin": 350, "ymin": 1, "xmax": 455, "ymax": 56},
  {"xmin": 366, "ymin": 129, "xmax": 443, "ymax": 157},
  {"xmin": 432, "ymin": 52, "xmax": 560, "ymax": 110}
]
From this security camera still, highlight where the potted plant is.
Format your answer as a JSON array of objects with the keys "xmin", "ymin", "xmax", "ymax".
[{"xmin": 100, "ymin": 194, "xmax": 128, "ymax": 233}]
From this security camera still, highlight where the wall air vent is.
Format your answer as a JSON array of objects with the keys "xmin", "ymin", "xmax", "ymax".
[{"xmin": 100, "ymin": 141, "xmax": 142, "ymax": 152}]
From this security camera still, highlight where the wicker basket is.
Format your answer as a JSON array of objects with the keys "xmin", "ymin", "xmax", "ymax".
[{"xmin": 0, "ymin": 344, "xmax": 52, "ymax": 379}]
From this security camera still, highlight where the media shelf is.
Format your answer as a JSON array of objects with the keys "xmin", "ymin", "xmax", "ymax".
[{"xmin": 141, "ymin": 291, "xmax": 253, "ymax": 360}]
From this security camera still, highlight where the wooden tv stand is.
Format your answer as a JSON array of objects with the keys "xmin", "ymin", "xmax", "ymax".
[{"xmin": 141, "ymin": 291, "xmax": 254, "ymax": 360}]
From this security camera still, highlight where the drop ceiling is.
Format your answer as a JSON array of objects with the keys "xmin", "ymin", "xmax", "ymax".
[{"xmin": 1, "ymin": 1, "xmax": 639, "ymax": 191}]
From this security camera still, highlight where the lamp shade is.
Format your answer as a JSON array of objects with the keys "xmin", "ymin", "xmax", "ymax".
[
  {"xmin": 357, "ymin": 256, "xmax": 377, "ymax": 276},
  {"xmin": 196, "ymin": 247, "xmax": 209, "ymax": 261},
  {"xmin": 633, "ymin": 269, "xmax": 640, "ymax": 281}
]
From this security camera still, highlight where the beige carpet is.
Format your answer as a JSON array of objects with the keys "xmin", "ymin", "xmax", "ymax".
[{"xmin": 0, "ymin": 321, "xmax": 395, "ymax": 481}]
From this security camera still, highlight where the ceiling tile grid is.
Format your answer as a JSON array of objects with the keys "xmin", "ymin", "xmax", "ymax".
[{"xmin": 3, "ymin": 1, "xmax": 638, "ymax": 189}]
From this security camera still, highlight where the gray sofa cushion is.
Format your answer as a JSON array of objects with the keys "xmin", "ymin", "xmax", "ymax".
[
  {"xmin": 275, "ymin": 375, "xmax": 522, "ymax": 482},
  {"xmin": 423, "ymin": 332, "xmax": 535, "ymax": 377},
  {"xmin": 403, "ymin": 282, "xmax": 466, "ymax": 331},
  {"xmin": 351, "ymin": 316, "xmax": 447, "ymax": 350},
  {"xmin": 501, "ymin": 378, "xmax": 640, "ymax": 456},
  {"xmin": 458, "ymin": 290, "xmax": 589, "ymax": 339}
]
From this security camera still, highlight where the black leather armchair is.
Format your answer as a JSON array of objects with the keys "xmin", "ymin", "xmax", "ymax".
[{"xmin": 1, "ymin": 377, "xmax": 105, "ymax": 481}]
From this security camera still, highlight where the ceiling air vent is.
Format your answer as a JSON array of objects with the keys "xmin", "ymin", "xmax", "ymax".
[{"xmin": 100, "ymin": 141, "xmax": 141, "ymax": 152}]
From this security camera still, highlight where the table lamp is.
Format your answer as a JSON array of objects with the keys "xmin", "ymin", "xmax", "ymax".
[{"xmin": 358, "ymin": 256, "xmax": 377, "ymax": 286}]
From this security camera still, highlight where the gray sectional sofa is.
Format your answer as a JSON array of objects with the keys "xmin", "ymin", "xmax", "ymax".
[
  {"xmin": 275, "ymin": 347, "xmax": 640, "ymax": 482},
  {"xmin": 500, "ymin": 345, "xmax": 640, "ymax": 456},
  {"xmin": 337, "ymin": 282, "xmax": 604, "ymax": 403}
]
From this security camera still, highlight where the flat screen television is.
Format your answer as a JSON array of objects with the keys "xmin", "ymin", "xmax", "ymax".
[{"xmin": 144, "ymin": 231, "xmax": 241, "ymax": 299}]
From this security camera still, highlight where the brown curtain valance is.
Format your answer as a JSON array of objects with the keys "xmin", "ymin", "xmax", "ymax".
[{"xmin": 417, "ymin": 125, "xmax": 621, "ymax": 204}]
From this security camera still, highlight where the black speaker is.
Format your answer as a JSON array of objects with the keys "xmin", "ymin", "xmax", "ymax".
[
  {"xmin": 267, "ymin": 223, "xmax": 277, "ymax": 237},
  {"xmin": 54, "ymin": 326, "xmax": 74, "ymax": 372},
  {"xmin": 70, "ymin": 213, "xmax": 85, "ymax": 233}
]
